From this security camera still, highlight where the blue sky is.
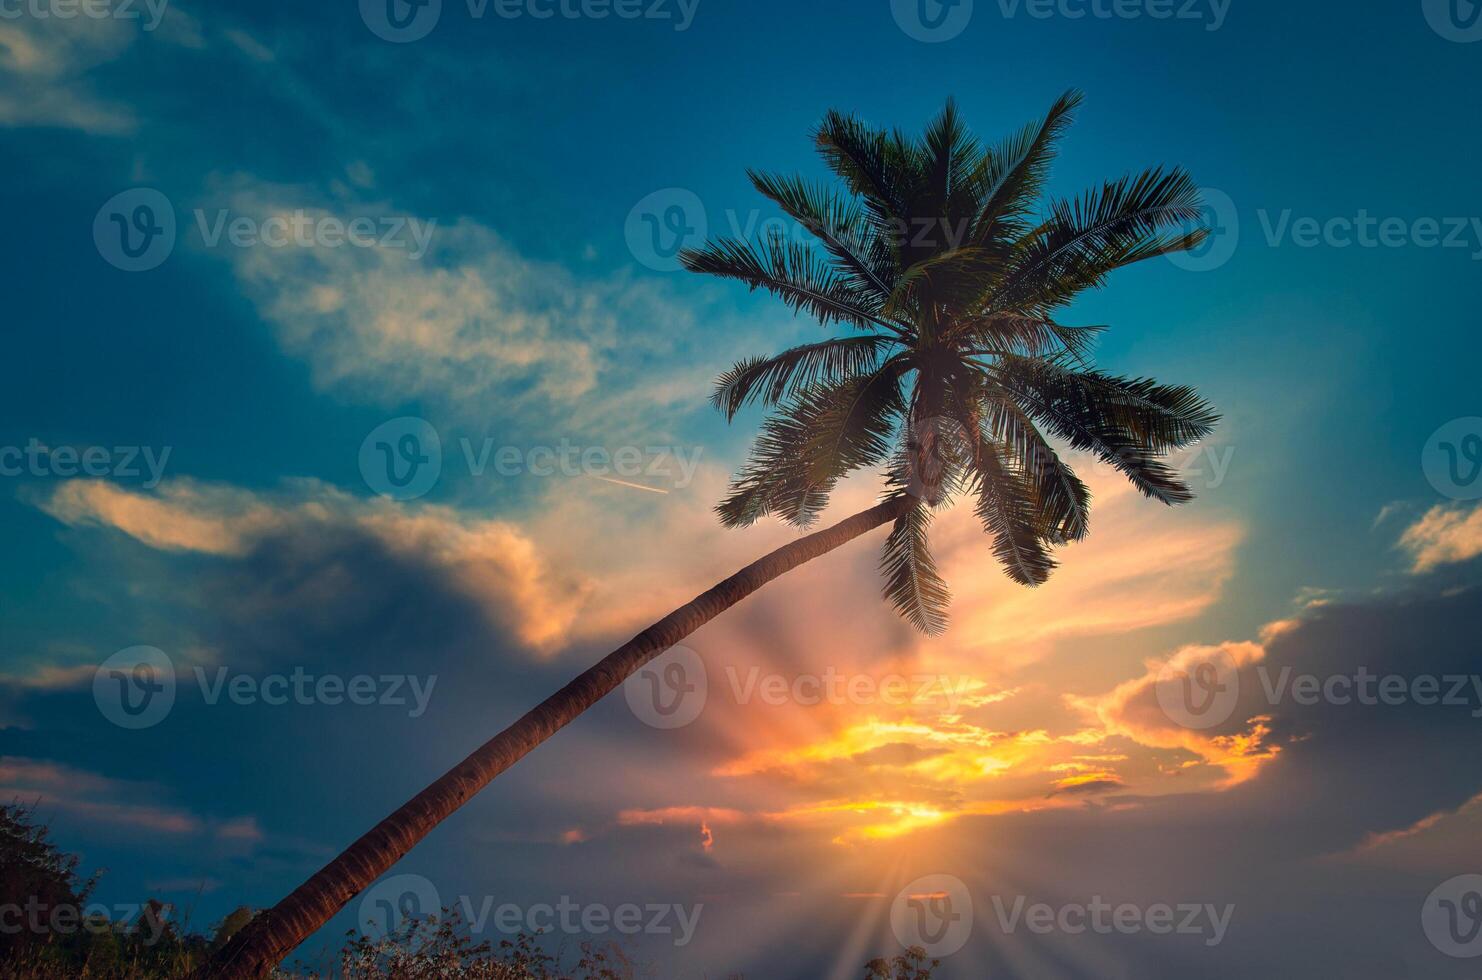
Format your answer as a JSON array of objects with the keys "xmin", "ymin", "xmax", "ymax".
[{"xmin": 4, "ymin": 0, "xmax": 1482, "ymax": 976}]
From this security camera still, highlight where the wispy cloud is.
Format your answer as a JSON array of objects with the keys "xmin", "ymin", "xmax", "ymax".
[
  {"xmin": 0, "ymin": 3, "xmax": 199, "ymax": 134},
  {"xmin": 0, "ymin": 14, "xmax": 137, "ymax": 133},
  {"xmin": 1400, "ymin": 502, "xmax": 1482, "ymax": 572},
  {"xmin": 0, "ymin": 757, "xmax": 256, "ymax": 841},
  {"xmin": 200, "ymin": 177, "xmax": 716, "ymax": 434}
]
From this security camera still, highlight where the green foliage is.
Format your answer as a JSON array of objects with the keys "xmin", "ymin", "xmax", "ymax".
[
  {"xmin": 0, "ymin": 804, "xmax": 221, "ymax": 978},
  {"xmin": 0, "ymin": 801, "xmax": 95, "ymax": 964},
  {"xmin": 682, "ymin": 94, "xmax": 1219, "ymax": 632},
  {"xmin": 292, "ymin": 909, "xmax": 642, "ymax": 979},
  {"xmin": 863, "ymin": 947, "xmax": 940, "ymax": 980}
]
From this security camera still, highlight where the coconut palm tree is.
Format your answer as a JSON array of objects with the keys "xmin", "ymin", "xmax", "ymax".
[{"xmin": 198, "ymin": 91, "xmax": 1218, "ymax": 977}]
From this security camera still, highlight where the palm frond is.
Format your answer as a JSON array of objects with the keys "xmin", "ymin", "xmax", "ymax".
[
  {"xmin": 880, "ymin": 499, "xmax": 951, "ymax": 635},
  {"xmin": 992, "ymin": 357, "xmax": 1217, "ymax": 504},
  {"xmin": 679, "ymin": 234, "xmax": 897, "ymax": 333},
  {"xmin": 711, "ymin": 336, "xmax": 897, "ymax": 421},
  {"xmin": 991, "ymin": 167, "xmax": 1205, "ymax": 312},
  {"xmin": 919, "ymin": 98, "xmax": 982, "ymax": 240},
  {"xmin": 748, "ymin": 170, "xmax": 898, "ymax": 302},
  {"xmin": 886, "ymin": 246, "xmax": 1001, "ymax": 319},
  {"xmin": 953, "ymin": 315, "xmax": 1102, "ymax": 364},
  {"xmin": 965, "ymin": 428, "xmax": 1058, "ymax": 586},
  {"xmin": 967, "ymin": 89, "xmax": 1082, "ymax": 247},
  {"xmin": 717, "ymin": 366, "xmax": 906, "ymax": 528},
  {"xmin": 981, "ymin": 395, "xmax": 1091, "ymax": 542},
  {"xmin": 813, "ymin": 110, "xmax": 914, "ymax": 230}
]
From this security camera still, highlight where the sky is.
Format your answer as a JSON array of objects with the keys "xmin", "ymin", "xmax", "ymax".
[{"xmin": 3, "ymin": 0, "xmax": 1482, "ymax": 976}]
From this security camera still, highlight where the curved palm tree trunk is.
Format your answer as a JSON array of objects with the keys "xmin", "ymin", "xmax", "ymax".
[{"xmin": 196, "ymin": 495, "xmax": 910, "ymax": 978}]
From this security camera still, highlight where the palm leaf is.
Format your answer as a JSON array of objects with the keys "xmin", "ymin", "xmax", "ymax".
[
  {"xmin": 711, "ymin": 336, "xmax": 896, "ymax": 421},
  {"xmin": 953, "ymin": 314, "xmax": 1102, "ymax": 363},
  {"xmin": 679, "ymin": 234, "xmax": 898, "ymax": 333},
  {"xmin": 717, "ymin": 365, "xmax": 906, "ymax": 528},
  {"xmin": 880, "ymin": 499, "xmax": 951, "ymax": 635},
  {"xmin": 967, "ymin": 89, "xmax": 1082, "ymax": 248},
  {"xmin": 992, "ymin": 358, "xmax": 1217, "ymax": 504},
  {"xmin": 748, "ymin": 170, "xmax": 898, "ymax": 303},
  {"xmin": 991, "ymin": 167, "xmax": 1205, "ymax": 312}
]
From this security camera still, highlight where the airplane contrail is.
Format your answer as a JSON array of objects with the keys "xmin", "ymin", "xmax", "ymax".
[{"xmin": 591, "ymin": 475, "xmax": 669, "ymax": 494}]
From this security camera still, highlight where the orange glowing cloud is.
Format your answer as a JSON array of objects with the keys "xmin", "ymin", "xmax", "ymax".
[
  {"xmin": 1400, "ymin": 503, "xmax": 1482, "ymax": 572},
  {"xmin": 38, "ymin": 479, "xmax": 589, "ymax": 652},
  {"xmin": 1081, "ymin": 639, "xmax": 1280, "ymax": 788}
]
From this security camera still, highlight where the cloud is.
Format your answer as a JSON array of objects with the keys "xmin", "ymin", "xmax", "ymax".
[
  {"xmin": 1087, "ymin": 638, "xmax": 1278, "ymax": 787},
  {"xmin": 927, "ymin": 473, "xmax": 1242, "ymax": 666},
  {"xmin": 220, "ymin": 27, "xmax": 272, "ymax": 63},
  {"xmin": 41, "ymin": 479, "xmax": 282, "ymax": 555},
  {"xmin": 0, "ymin": 757, "xmax": 255, "ymax": 841},
  {"xmin": 198, "ymin": 177, "xmax": 716, "ymax": 433},
  {"xmin": 37, "ymin": 478, "xmax": 589, "ymax": 651},
  {"xmin": 1399, "ymin": 503, "xmax": 1482, "ymax": 572},
  {"xmin": 0, "ymin": 663, "xmax": 95, "ymax": 691},
  {"xmin": 0, "ymin": 3, "xmax": 199, "ymax": 134},
  {"xmin": 0, "ymin": 13, "xmax": 137, "ymax": 133}
]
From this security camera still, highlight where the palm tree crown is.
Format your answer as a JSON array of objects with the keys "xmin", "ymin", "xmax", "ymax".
[{"xmin": 681, "ymin": 91, "xmax": 1220, "ymax": 635}]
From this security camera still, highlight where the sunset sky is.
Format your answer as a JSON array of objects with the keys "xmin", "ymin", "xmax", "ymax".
[{"xmin": 4, "ymin": 1, "xmax": 1482, "ymax": 976}]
